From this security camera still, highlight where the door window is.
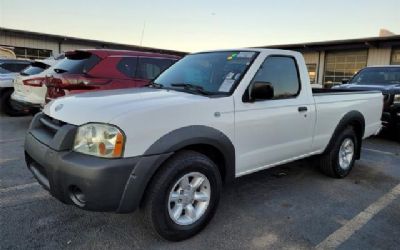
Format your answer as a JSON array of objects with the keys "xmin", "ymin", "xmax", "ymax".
[
  {"xmin": 117, "ymin": 57, "xmax": 138, "ymax": 78},
  {"xmin": 251, "ymin": 56, "xmax": 300, "ymax": 99},
  {"xmin": 137, "ymin": 58, "xmax": 175, "ymax": 80}
]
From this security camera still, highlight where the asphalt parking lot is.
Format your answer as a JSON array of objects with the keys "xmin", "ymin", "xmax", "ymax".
[{"xmin": 1, "ymin": 115, "xmax": 399, "ymax": 250}]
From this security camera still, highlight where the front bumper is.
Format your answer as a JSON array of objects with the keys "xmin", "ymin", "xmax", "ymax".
[{"xmin": 25, "ymin": 113, "xmax": 172, "ymax": 213}]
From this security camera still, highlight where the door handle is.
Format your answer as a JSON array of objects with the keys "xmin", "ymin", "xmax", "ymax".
[{"xmin": 298, "ymin": 106, "xmax": 308, "ymax": 112}]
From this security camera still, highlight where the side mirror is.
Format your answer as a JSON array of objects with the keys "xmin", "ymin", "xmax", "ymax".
[
  {"xmin": 249, "ymin": 81, "xmax": 274, "ymax": 101},
  {"xmin": 342, "ymin": 79, "xmax": 349, "ymax": 84}
]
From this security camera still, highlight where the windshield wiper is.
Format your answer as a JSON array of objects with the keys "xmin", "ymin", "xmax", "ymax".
[
  {"xmin": 146, "ymin": 82, "xmax": 164, "ymax": 89},
  {"xmin": 171, "ymin": 83, "xmax": 213, "ymax": 95}
]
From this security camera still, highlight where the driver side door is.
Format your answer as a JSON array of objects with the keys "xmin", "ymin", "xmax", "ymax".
[{"xmin": 234, "ymin": 55, "xmax": 315, "ymax": 176}]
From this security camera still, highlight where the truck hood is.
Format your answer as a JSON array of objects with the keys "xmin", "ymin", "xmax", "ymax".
[
  {"xmin": 43, "ymin": 88, "xmax": 211, "ymax": 125},
  {"xmin": 334, "ymin": 83, "xmax": 400, "ymax": 94}
]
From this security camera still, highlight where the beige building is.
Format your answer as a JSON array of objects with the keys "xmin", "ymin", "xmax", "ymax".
[
  {"xmin": 1, "ymin": 27, "xmax": 400, "ymax": 87},
  {"xmin": 0, "ymin": 27, "xmax": 185, "ymax": 59},
  {"xmin": 265, "ymin": 35, "xmax": 400, "ymax": 86}
]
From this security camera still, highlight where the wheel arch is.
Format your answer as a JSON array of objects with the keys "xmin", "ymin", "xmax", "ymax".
[
  {"xmin": 323, "ymin": 110, "xmax": 365, "ymax": 159},
  {"xmin": 116, "ymin": 126, "xmax": 235, "ymax": 213},
  {"xmin": 144, "ymin": 125, "xmax": 236, "ymax": 184}
]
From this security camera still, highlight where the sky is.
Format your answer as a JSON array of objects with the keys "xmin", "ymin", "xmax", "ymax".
[{"xmin": 1, "ymin": 0, "xmax": 400, "ymax": 52}]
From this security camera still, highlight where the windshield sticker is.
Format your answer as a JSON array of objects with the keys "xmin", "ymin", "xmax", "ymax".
[
  {"xmin": 219, "ymin": 79, "xmax": 235, "ymax": 92},
  {"xmin": 225, "ymin": 72, "xmax": 235, "ymax": 79},
  {"xmin": 227, "ymin": 53, "xmax": 238, "ymax": 60},
  {"xmin": 237, "ymin": 52, "xmax": 255, "ymax": 58}
]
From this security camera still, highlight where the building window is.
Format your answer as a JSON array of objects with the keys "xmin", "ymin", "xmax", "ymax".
[
  {"xmin": 391, "ymin": 48, "xmax": 400, "ymax": 65},
  {"xmin": 11, "ymin": 46, "xmax": 52, "ymax": 59},
  {"xmin": 324, "ymin": 50, "xmax": 367, "ymax": 85},
  {"xmin": 306, "ymin": 64, "xmax": 317, "ymax": 84}
]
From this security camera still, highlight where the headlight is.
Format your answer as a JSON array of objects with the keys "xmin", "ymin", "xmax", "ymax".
[
  {"xmin": 394, "ymin": 94, "xmax": 400, "ymax": 104},
  {"xmin": 74, "ymin": 123, "xmax": 125, "ymax": 158}
]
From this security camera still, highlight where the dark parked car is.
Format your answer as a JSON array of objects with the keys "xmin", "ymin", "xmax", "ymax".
[
  {"xmin": 44, "ymin": 49, "xmax": 180, "ymax": 102},
  {"xmin": 333, "ymin": 66, "xmax": 400, "ymax": 140},
  {"xmin": 0, "ymin": 59, "xmax": 31, "ymax": 115}
]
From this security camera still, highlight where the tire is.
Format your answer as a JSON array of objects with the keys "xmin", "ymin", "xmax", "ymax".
[
  {"xmin": 319, "ymin": 127, "xmax": 358, "ymax": 178},
  {"xmin": 0, "ymin": 89, "xmax": 29, "ymax": 116},
  {"xmin": 142, "ymin": 150, "xmax": 222, "ymax": 241}
]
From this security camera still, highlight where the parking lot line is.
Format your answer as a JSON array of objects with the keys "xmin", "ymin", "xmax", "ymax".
[
  {"xmin": 315, "ymin": 183, "xmax": 400, "ymax": 249},
  {"xmin": 0, "ymin": 138, "xmax": 25, "ymax": 144},
  {"xmin": 363, "ymin": 148, "xmax": 399, "ymax": 157},
  {"xmin": 0, "ymin": 158, "xmax": 20, "ymax": 165},
  {"xmin": 0, "ymin": 182, "xmax": 39, "ymax": 193}
]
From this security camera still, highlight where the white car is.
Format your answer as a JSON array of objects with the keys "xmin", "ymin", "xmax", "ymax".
[
  {"xmin": 25, "ymin": 49, "xmax": 383, "ymax": 241},
  {"xmin": 11, "ymin": 57, "xmax": 61, "ymax": 114},
  {"xmin": 0, "ymin": 59, "xmax": 31, "ymax": 115}
]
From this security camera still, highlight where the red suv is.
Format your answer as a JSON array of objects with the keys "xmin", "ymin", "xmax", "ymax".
[{"xmin": 45, "ymin": 49, "xmax": 180, "ymax": 102}]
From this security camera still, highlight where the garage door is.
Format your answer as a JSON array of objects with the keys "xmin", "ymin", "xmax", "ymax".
[
  {"xmin": 391, "ymin": 48, "xmax": 400, "ymax": 65},
  {"xmin": 324, "ymin": 50, "xmax": 368, "ymax": 84}
]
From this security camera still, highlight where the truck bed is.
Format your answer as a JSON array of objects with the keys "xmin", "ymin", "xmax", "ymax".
[{"xmin": 311, "ymin": 89, "xmax": 383, "ymax": 152}]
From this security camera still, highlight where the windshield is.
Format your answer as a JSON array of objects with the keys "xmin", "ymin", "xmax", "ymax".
[
  {"xmin": 350, "ymin": 67, "xmax": 400, "ymax": 85},
  {"xmin": 154, "ymin": 51, "xmax": 258, "ymax": 94}
]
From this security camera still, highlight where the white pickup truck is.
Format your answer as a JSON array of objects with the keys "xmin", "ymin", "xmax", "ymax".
[{"xmin": 25, "ymin": 49, "xmax": 383, "ymax": 241}]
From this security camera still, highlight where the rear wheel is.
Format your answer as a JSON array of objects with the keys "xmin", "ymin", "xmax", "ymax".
[
  {"xmin": 319, "ymin": 127, "xmax": 358, "ymax": 178},
  {"xmin": 142, "ymin": 150, "xmax": 222, "ymax": 241},
  {"xmin": 0, "ymin": 89, "xmax": 29, "ymax": 116}
]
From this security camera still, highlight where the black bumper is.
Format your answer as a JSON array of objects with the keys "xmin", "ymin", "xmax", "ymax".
[
  {"xmin": 10, "ymin": 98, "xmax": 41, "ymax": 111},
  {"xmin": 25, "ymin": 113, "xmax": 172, "ymax": 213}
]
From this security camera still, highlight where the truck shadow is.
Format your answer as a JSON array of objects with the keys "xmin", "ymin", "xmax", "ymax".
[{"xmin": 4, "ymin": 154, "xmax": 399, "ymax": 250}]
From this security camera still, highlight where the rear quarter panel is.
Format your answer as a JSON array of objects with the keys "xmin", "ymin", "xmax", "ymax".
[
  {"xmin": 12, "ymin": 74, "xmax": 47, "ymax": 105},
  {"xmin": 312, "ymin": 92, "xmax": 383, "ymax": 152}
]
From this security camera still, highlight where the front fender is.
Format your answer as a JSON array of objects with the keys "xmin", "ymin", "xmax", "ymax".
[{"xmin": 117, "ymin": 125, "xmax": 235, "ymax": 213}]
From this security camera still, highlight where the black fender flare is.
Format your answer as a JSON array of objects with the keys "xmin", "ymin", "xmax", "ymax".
[
  {"xmin": 144, "ymin": 125, "xmax": 236, "ymax": 183},
  {"xmin": 323, "ymin": 110, "xmax": 365, "ymax": 159},
  {"xmin": 117, "ymin": 125, "xmax": 235, "ymax": 213}
]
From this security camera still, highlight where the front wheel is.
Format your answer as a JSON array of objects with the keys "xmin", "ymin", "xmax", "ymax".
[
  {"xmin": 319, "ymin": 127, "xmax": 358, "ymax": 178},
  {"xmin": 142, "ymin": 150, "xmax": 222, "ymax": 241}
]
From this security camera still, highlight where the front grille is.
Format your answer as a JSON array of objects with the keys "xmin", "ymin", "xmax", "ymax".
[
  {"xmin": 39, "ymin": 114, "xmax": 65, "ymax": 136},
  {"xmin": 29, "ymin": 113, "xmax": 77, "ymax": 151}
]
